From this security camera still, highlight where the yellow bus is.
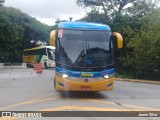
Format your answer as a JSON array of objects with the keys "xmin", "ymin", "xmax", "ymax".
[
  {"xmin": 23, "ymin": 46, "xmax": 55, "ymax": 68},
  {"xmin": 50, "ymin": 22, "xmax": 123, "ymax": 91}
]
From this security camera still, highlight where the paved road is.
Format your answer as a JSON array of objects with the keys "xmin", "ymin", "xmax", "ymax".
[{"xmin": 0, "ymin": 68, "xmax": 160, "ymax": 120}]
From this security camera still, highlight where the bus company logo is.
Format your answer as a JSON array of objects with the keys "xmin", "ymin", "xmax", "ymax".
[
  {"xmin": 81, "ymin": 72, "xmax": 93, "ymax": 77},
  {"xmin": 84, "ymin": 78, "xmax": 89, "ymax": 83}
]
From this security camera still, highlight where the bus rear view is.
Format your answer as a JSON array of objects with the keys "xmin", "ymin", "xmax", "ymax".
[{"xmin": 50, "ymin": 22, "xmax": 123, "ymax": 91}]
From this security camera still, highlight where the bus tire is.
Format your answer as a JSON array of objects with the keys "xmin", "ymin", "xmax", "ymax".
[
  {"xmin": 44, "ymin": 62, "xmax": 48, "ymax": 69},
  {"xmin": 54, "ymin": 78, "xmax": 57, "ymax": 90},
  {"xmin": 26, "ymin": 63, "xmax": 30, "ymax": 68}
]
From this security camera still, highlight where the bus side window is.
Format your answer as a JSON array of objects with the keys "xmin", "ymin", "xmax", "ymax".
[{"xmin": 47, "ymin": 49, "xmax": 54, "ymax": 60}]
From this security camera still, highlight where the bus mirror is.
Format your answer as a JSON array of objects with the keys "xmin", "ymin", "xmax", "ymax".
[
  {"xmin": 50, "ymin": 30, "xmax": 56, "ymax": 46},
  {"xmin": 113, "ymin": 32, "xmax": 123, "ymax": 49}
]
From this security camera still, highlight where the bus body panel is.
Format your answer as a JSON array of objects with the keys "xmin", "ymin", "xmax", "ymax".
[
  {"xmin": 55, "ymin": 75, "xmax": 114, "ymax": 91},
  {"xmin": 55, "ymin": 67, "xmax": 114, "ymax": 91}
]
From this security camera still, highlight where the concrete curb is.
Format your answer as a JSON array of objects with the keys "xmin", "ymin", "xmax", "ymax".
[{"xmin": 115, "ymin": 78, "xmax": 160, "ymax": 84}]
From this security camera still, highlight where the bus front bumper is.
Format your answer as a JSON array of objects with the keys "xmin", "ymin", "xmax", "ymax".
[{"xmin": 55, "ymin": 76, "xmax": 114, "ymax": 91}]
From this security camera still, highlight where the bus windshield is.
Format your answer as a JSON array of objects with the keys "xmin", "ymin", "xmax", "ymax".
[{"xmin": 56, "ymin": 29, "xmax": 113, "ymax": 71}]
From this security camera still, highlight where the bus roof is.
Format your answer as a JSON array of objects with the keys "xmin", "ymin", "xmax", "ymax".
[
  {"xmin": 58, "ymin": 21, "xmax": 111, "ymax": 31},
  {"xmin": 24, "ymin": 46, "xmax": 55, "ymax": 51}
]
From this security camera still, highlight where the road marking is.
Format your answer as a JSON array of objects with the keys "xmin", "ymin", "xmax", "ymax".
[
  {"xmin": 0, "ymin": 98, "xmax": 41, "ymax": 111},
  {"xmin": 0, "ymin": 96, "xmax": 59, "ymax": 111},
  {"xmin": 75, "ymin": 98, "xmax": 160, "ymax": 111},
  {"xmin": 39, "ymin": 106, "xmax": 129, "ymax": 111},
  {"xmin": 1, "ymin": 94, "xmax": 159, "ymax": 114},
  {"xmin": 0, "ymin": 117, "xmax": 17, "ymax": 120}
]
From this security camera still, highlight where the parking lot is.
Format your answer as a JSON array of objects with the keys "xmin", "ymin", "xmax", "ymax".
[{"xmin": 0, "ymin": 67, "xmax": 160, "ymax": 119}]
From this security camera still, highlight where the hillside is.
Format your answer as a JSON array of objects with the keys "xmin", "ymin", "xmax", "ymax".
[{"xmin": 0, "ymin": 6, "xmax": 52, "ymax": 62}]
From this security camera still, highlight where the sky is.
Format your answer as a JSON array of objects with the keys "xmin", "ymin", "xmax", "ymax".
[{"xmin": 4, "ymin": 0, "xmax": 89, "ymax": 26}]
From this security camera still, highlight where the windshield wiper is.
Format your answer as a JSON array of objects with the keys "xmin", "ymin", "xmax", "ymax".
[{"xmin": 73, "ymin": 50, "xmax": 85, "ymax": 66}]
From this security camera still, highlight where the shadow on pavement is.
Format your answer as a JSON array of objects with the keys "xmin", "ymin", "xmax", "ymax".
[{"xmin": 59, "ymin": 91, "xmax": 108, "ymax": 99}]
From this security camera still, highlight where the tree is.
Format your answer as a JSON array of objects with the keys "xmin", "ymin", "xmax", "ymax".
[
  {"xmin": 76, "ymin": 0, "xmax": 159, "ymax": 19},
  {"xmin": 77, "ymin": 0, "xmax": 136, "ymax": 13},
  {"xmin": 0, "ymin": 7, "xmax": 51, "ymax": 62},
  {"xmin": 81, "ymin": 9, "xmax": 110, "ymax": 24},
  {"xmin": 117, "ymin": 8, "xmax": 160, "ymax": 79},
  {"xmin": 0, "ymin": 0, "xmax": 5, "ymax": 6}
]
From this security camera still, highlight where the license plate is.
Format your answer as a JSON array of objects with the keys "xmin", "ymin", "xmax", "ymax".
[{"xmin": 81, "ymin": 86, "xmax": 91, "ymax": 90}]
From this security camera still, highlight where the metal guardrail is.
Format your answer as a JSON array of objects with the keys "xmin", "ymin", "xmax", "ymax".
[
  {"xmin": 0, "ymin": 63, "xmax": 40, "ymax": 79},
  {"xmin": 0, "ymin": 63, "xmax": 27, "ymax": 69}
]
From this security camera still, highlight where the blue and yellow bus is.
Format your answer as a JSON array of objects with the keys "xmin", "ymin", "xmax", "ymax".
[{"xmin": 50, "ymin": 22, "xmax": 123, "ymax": 91}]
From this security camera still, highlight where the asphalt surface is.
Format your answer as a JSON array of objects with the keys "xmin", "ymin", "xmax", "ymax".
[{"xmin": 0, "ymin": 68, "xmax": 160, "ymax": 120}]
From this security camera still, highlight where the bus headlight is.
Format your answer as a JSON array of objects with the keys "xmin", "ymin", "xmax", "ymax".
[
  {"xmin": 56, "ymin": 73, "xmax": 69, "ymax": 78},
  {"xmin": 62, "ymin": 74, "xmax": 68, "ymax": 78},
  {"xmin": 104, "ymin": 73, "xmax": 114, "ymax": 79},
  {"xmin": 104, "ymin": 75, "xmax": 109, "ymax": 79}
]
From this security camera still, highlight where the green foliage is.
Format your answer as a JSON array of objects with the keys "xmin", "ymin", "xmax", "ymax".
[
  {"xmin": 80, "ymin": 9, "xmax": 110, "ymax": 24},
  {"xmin": 115, "ymin": 73, "xmax": 134, "ymax": 79},
  {"xmin": 128, "ymin": 9, "xmax": 160, "ymax": 73},
  {"xmin": 115, "ymin": 9, "xmax": 160, "ymax": 79},
  {"xmin": 0, "ymin": 6, "xmax": 51, "ymax": 62}
]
